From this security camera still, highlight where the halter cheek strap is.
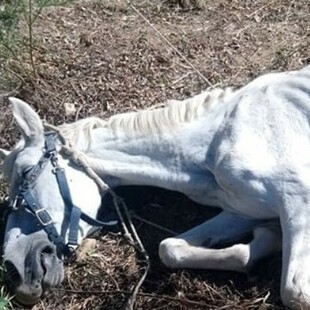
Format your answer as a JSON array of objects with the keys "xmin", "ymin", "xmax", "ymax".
[{"xmin": 8, "ymin": 132, "xmax": 118, "ymax": 262}]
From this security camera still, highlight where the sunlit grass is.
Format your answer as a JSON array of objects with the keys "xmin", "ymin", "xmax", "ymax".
[
  {"xmin": 0, "ymin": 0, "xmax": 75, "ymax": 92},
  {"xmin": 0, "ymin": 290, "xmax": 12, "ymax": 310},
  {"xmin": 0, "ymin": 267, "xmax": 12, "ymax": 310}
]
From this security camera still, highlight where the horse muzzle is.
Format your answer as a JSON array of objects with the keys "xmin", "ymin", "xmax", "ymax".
[{"xmin": 4, "ymin": 238, "xmax": 64, "ymax": 305}]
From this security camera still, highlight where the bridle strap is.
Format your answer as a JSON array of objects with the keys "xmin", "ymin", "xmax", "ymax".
[
  {"xmin": 18, "ymin": 190, "xmax": 66, "ymax": 256},
  {"xmin": 53, "ymin": 164, "xmax": 118, "ymax": 245},
  {"xmin": 8, "ymin": 132, "xmax": 118, "ymax": 261}
]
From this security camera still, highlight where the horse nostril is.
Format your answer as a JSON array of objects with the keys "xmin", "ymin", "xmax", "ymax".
[
  {"xmin": 4, "ymin": 260, "xmax": 22, "ymax": 288},
  {"xmin": 40, "ymin": 245, "xmax": 57, "ymax": 274}
]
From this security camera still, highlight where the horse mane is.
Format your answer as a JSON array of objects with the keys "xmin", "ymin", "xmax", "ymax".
[
  {"xmin": 57, "ymin": 87, "xmax": 233, "ymax": 149},
  {"xmin": 0, "ymin": 87, "xmax": 233, "ymax": 179}
]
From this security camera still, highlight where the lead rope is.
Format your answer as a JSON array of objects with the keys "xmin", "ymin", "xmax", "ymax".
[{"xmin": 44, "ymin": 123, "xmax": 149, "ymax": 310}]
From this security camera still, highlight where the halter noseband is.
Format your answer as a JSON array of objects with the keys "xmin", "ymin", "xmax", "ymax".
[{"xmin": 7, "ymin": 132, "xmax": 118, "ymax": 262}]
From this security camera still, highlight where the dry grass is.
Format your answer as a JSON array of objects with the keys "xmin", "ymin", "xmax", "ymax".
[{"xmin": 0, "ymin": 0, "xmax": 310, "ymax": 309}]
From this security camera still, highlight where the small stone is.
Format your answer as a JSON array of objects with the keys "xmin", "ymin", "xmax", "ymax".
[
  {"xmin": 64, "ymin": 102, "xmax": 77, "ymax": 116},
  {"xmin": 76, "ymin": 238, "xmax": 97, "ymax": 262}
]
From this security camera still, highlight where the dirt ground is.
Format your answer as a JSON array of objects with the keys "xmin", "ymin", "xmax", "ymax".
[{"xmin": 0, "ymin": 0, "xmax": 310, "ymax": 309}]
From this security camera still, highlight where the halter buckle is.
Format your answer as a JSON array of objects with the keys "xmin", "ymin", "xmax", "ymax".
[
  {"xmin": 52, "ymin": 167, "xmax": 64, "ymax": 174},
  {"xmin": 63, "ymin": 245, "xmax": 77, "ymax": 264},
  {"xmin": 35, "ymin": 208, "xmax": 53, "ymax": 226},
  {"xmin": 51, "ymin": 153, "xmax": 60, "ymax": 168}
]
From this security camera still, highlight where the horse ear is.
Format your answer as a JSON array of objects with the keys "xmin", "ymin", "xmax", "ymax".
[
  {"xmin": 0, "ymin": 148, "xmax": 10, "ymax": 159},
  {"xmin": 9, "ymin": 97, "xmax": 44, "ymax": 145}
]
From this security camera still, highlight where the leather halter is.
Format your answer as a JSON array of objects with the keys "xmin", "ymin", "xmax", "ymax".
[{"xmin": 7, "ymin": 132, "xmax": 118, "ymax": 262}]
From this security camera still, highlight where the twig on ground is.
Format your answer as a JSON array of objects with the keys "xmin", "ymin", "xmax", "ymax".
[
  {"xmin": 0, "ymin": 65, "xmax": 25, "ymax": 86},
  {"xmin": 116, "ymin": 198, "xmax": 150, "ymax": 310},
  {"xmin": 132, "ymin": 214, "xmax": 177, "ymax": 236},
  {"xmin": 127, "ymin": 1, "xmax": 213, "ymax": 87},
  {"xmin": 58, "ymin": 288, "xmax": 209, "ymax": 308}
]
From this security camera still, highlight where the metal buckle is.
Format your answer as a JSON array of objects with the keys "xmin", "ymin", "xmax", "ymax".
[
  {"xmin": 63, "ymin": 245, "xmax": 77, "ymax": 264},
  {"xmin": 35, "ymin": 208, "xmax": 53, "ymax": 226},
  {"xmin": 52, "ymin": 166, "xmax": 64, "ymax": 174},
  {"xmin": 50, "ymin": 153, "xmax": 59, "ymax": 168}
]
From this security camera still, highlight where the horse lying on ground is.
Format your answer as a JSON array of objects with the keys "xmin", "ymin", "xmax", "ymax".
[{"xmin": 1, "ymin": 65, "xmax": 310, "ymax": 308}]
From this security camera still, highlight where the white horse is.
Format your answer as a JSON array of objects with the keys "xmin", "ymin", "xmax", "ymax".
[{"xmin": 1, "ymin": 66, "xmax": 310, "ymax": 308}]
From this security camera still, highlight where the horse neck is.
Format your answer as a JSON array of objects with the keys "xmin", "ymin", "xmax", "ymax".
[
  {"xmin": 82, "ymin": 101, "xmax": 230, "ymax": 193},
  {"xmin": 86, "ymin": 129, "xmax": 190, "ymax": 190}
]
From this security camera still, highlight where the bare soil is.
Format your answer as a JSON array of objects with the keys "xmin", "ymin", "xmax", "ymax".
[{"xmin": 0, "ymin": 0, "xmax": 309, "ymax": 309}]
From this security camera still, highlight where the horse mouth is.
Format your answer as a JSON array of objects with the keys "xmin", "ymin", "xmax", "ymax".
[
  {"xmin": 4, "ymin": 260, "xmax": 43, "ymax": 306},
  {"xmin": 4, "ymin": 261, "xmax": 21, "ymax": 288},
  {"xmin": 4, "ymin": 244, "xmax": 64, "ymax": 306},
  {"xmin": 15, "ymin": 292, "xmax": 42, "ymax": 306}
]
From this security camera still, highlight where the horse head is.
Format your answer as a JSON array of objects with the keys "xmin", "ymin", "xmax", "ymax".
[{"xmin": 0, "ymin": 98, "xmax": 108, "ymax": 305}]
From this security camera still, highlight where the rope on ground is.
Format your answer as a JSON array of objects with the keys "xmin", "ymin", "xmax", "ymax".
[{"xmin": 133, "ymin": 213, "xmax": 177, "ymax": 236}]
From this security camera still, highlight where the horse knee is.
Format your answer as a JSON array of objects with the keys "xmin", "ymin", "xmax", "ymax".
[{"xmin": 159, "ymin": 238, "xmax": 189, "ymax": 268}]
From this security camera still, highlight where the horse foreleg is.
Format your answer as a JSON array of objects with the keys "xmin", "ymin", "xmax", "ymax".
[
  {"xmin": 168, "ymin": 211, "xmax": 263, "ymax": 247},
  {"xmin": 159, "ymin": 213, "xmax": 281, "ymax": 272}
]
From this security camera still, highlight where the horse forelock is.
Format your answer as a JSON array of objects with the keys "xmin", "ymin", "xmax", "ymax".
[{"xmin": 56, "ymin": 87, "xmax": 233, "ymax": 150}]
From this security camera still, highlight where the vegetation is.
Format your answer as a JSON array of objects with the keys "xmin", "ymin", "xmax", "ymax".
[
  {"xmin": 0, "ymin": 2, "xmax": 73, "ymax": 308},
  {"xmin": 0, "ymin": 0, "xmax": 73, "ymax": 92},
  {"xmin": 0, "ymin": 267, "xmax": 11, "ymax": 310}
]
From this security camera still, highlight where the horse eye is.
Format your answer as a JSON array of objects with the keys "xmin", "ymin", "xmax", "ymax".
[{"xmin": 22, "ymin": 167, "xmax": 33, "ymax": 178}]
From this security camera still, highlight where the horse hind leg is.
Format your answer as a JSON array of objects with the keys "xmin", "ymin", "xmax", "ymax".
[
  {"xmin": 159, "ymin": 213, "xmax": 281, "ymax": 273},
  {"xmin": 280, "ymin": 198, "xmax": 310, "ymax": 309}
]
